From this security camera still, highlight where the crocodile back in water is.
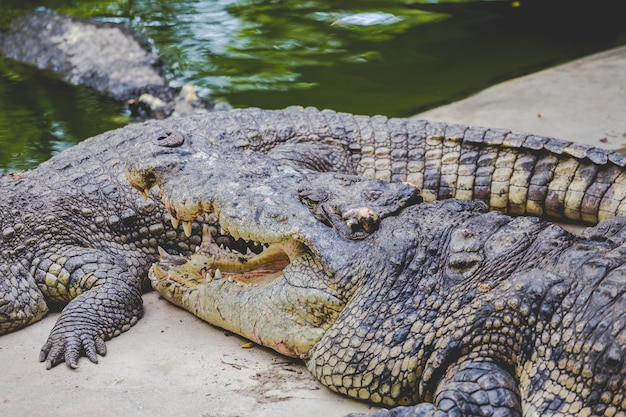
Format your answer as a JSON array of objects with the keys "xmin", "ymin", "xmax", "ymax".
[{"xmin": 1, "ymin": 106, "xmax": 625, "ymax": 369}]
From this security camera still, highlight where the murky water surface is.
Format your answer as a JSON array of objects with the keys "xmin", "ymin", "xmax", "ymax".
[{"xmin": 1, "ymin": 0, "xmax": 625, "ymax": 172}]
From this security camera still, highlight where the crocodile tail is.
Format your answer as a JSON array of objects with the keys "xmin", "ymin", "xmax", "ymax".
[
  {"xmin": 351, "ymin": 117, "xmax": 626, "ymax": 224},
  {"xmin": 193, "ymin": 107, "xmax": 626, "ymax": 224}
]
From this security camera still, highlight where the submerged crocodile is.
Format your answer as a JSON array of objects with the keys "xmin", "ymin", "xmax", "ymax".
[
  {"xmin": 0, "ymin": 8, "xmax": 214, "ymax": 118},
  {"xmin": 0, "ymin": 8, "xmax": 168, "ymax": 102},
  {"xmin": 2, "ymin": 106, "xmax": 626, "ymax": 369},
  {"xmin": 125, "ymin": 135, "xmax": 626, "ymax": 417}
]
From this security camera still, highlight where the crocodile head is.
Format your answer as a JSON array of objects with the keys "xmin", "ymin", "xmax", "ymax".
[{"xmin": 125, "ymin": 134, "xmax": 422, "ymax": 358}]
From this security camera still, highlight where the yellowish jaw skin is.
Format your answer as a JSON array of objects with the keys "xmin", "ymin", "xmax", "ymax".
[{"xmin": 149, "ymin": 226, "xmax": 342, "ymax": 359}]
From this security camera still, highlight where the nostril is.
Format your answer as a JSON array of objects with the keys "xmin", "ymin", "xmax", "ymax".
[{"xmin": 156, "ymin": 131, "xmax": 185, "ymax": 147}]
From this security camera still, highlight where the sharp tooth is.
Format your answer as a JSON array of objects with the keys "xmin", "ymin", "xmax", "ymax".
[
  {"xmin": 214, "ymin": 269, "xmax": 222, "ymax": 279},
  {"xmin": 171, "ymin": 216, "xmax": 180, "ymax": 229},
  {"xmin": 140, "ymin": 189, "xmax": 150, "ymax": 201},
  {"xmin": 156, "ymin": 246, "xmax": 184, "ymax": 263},
  {"xmin": 246, "ymin": 247, "xmax": 252, "ymax": 255},
  {"xmin": 151, "ymin": 264, "xmax": 167, "ymax": 280},
  {"xmin": 201, "ymin": 225, "xmax": 214, "ymax": 244},
  {"xmin": 182, "ymin": 221, "xmax": 193, "ymax": 237},
  {"xmin": 220, "ymin": 227, "xmax": 226, "ymax": 235}
]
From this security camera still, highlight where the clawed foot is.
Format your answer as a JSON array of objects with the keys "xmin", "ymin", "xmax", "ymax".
[{"xmin": 39, "ymin": 319, "xmax": 107, "ymax": 369}]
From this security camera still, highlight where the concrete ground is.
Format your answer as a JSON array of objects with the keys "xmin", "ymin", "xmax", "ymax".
[
  {"xmin": 2, "ymin": 46, "xmax": 625, "ymax": 417},
  {"xmin": 416, "ymin": 46, "xmax": 626, "ymax": 153}
]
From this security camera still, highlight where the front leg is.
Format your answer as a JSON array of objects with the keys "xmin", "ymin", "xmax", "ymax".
[
  {"xmin": 349, "ymin": 361, "xmax": 521, "ymax": 417},
  {"xmin": 0, "ymin": 261, "xmax": 49, "ymax": 333},
  {"xmin": 37, "ymin": 251, "xmax": 143, "ymax": 369}
]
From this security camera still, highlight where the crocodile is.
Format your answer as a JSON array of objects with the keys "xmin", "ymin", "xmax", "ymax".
[
  {"xmin": 0, "ymin": 8, "xmax": 168, "ymax": 102},
  {"xmin": 2, "ymin": 106, "xmax": 626, "ymax": 369},
  {"xmin": 0, "ymin": 8, "xmax": 215, "ymax": 118},
  {"xmin": 125, "ymin": 134, "xmax": 626, "ymax": 417}
]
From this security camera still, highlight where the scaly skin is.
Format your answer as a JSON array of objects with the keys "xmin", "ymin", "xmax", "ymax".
[
  {"xmin": 2, "ymin": 106, "xmax": 626, "ymax": 369},
  {"xmin": 126, "ymin": 106, "xmax": 626, "ymax": 223},
  {"xmin": 126, "ymin": 138, "xmax": 626, "ymax": 417},
  {"xmin": 0, "ymin": 123, "xmax": 206, "ymax": 368}
]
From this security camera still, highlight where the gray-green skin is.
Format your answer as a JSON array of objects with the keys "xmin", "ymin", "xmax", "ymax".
[
  {"xmin": 2, "ymin": 106, "xmax": 626, "ymax": 369},
  {"xmin": 125, "ymin": 137, "xmax": 626, "ymax": 417}
]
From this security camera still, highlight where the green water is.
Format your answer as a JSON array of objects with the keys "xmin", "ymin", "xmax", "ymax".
[
  {"xmin": 1, "ymin": 0, "xmax": 625, "ymax": 172},
  {"xmin": 0, "ymin": 58, "xmax": 129, "ymax": 172}
]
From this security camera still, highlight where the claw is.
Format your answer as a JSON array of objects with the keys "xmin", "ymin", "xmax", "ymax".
[
  {"xmin": 39, "ymin": 320, "xmax": 109, "ymax": 369},
  {"xmin": 66, "ymin": 349, "xmax": 81, "ymax": 369},
  {"xmin": 82, "ymin": 335, "xmax": 107, "ymax": 365},
  {"xmin": 45, "ymin": 359, "xmax": 57, "ymax": 370},
  {"xmin": 39, "ymin": 341, "xmax": 54, "ymax": 369},
  {"xmin": 40, "ymin": 340, "xmax": 68, "ymax": 370}
]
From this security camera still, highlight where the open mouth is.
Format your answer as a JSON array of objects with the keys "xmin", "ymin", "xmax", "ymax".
[
  {"xmin": 153, "ymin": 206, "xmax": 302, "ymax": 287},
  {"xmin": 144, "ymin": 188, "xmax": 349, "ymax": 360},
  {"xmin": 183, "ymin": 212, "xmax": 269, "ymax": 256}
]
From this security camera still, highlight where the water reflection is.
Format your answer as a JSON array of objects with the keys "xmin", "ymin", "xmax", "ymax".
[
  {"xmin": 0, "ymin": 58, "xmax": 128, "ymax": 173},
  {"xmin": 328, "ymin": 12, "xmax": 403, "ymax": 27},
  {"xmin": 130, "ymin": 0, "xmax": 449, "ymax": 95},
  {"xmin": 82, "ymin": 0, "xmax": 622, "ymax": 116}
]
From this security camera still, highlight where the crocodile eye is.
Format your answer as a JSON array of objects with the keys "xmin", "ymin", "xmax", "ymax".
[{"xmin": 156, "ymin": 131, "xmax": 185, "ymax": 148}]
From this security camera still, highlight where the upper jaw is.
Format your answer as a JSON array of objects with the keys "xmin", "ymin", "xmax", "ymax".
[
  {"xmin": 124, "ymin": 141, "xmax": 421, "ymax": 278},
  {"xmin": 125, "ymin": 142, "xmax": 331, "ymax": 246}
]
